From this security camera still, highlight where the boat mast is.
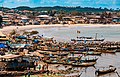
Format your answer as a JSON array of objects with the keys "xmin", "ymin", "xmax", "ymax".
[
  {"xmin": 95, "ymin": 33, "xmax": 98, "ymax": 40},
  {"xmin": 2, "ymin": 4, "xmax": 3, "ymax": 16},
  {"xmin": 77, "ymin": 30, "xmax": 80, "ymax": 39}
]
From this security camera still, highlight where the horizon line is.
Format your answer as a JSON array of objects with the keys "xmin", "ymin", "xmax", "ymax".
[{"xmin": 0, "ymin": 5, "xmax": 118, "ymax": 10}]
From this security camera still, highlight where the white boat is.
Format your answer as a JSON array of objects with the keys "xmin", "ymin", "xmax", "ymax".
[{"xmin": 71, "ymin": 33, "xmax": 104, "ymax": 42}]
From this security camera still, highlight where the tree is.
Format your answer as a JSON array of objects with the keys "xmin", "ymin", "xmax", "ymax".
[{"xmin": 71, "ymin": 11, "xmax": 80, "ymax": 16}]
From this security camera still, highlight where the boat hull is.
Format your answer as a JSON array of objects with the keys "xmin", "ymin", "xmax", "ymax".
[
  {"xmin": 95, "ymin": 67, "xmax": 116, "ymax": 76},
  {"xmin": 72, "ymin": 62, "xmax": 96, "ymax": 67}
]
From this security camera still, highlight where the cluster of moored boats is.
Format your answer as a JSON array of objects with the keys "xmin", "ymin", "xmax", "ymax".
[
  {"xmin": 0, "ymin": 31, "xmax": 119, "ymax": 76},
  {"xmin": 42, "ymin": 53, "xmax": 97, "ymax": 67}
]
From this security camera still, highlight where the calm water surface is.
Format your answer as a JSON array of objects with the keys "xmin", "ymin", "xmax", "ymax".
[
  {"xmin": 34, "ymin": 26, "xmax": 120, "ymax": 42},
  {"xmin": 33, "ymin": 25, "xmax": 120, "ymax": 77}
]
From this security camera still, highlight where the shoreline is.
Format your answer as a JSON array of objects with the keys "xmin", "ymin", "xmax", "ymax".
[{"xmin": 1, "ymin": 24, "xmax": 120, "ymax": 34}]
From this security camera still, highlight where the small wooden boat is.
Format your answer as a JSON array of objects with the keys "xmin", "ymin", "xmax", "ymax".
[
  {"xmin": 43, "ymin": 60, "xmax": 63, "ymax": 64},
  {"xmin": 114, "ymin": 49, "xmax": 120, "ymax": 52},
  {"xmin": 86, "ymin": 51, "xmax": 102, "ymax": 56},
  {"xmin": 96, "ymin": 49, "xmax": 116, "ymax": 53},
  {"xmin": 62, "ymin": 61, "xmax": 73, "ymax": 65},
  {"xmin": 0, "ymin": 32, "xmax": 9, "ymax": 41},
  {"xmin": 105, "ymin": 50, "xmax": 116, "ymax": 53},
  {"xmin": 71, "ymin": 33, "xmax": 105, "ymax": 43},
  {"xmin": 71, "ymin": 36, "xmax": 104, "ymax": 42},
  {"xmin": 70, "ymin": 51, "xmax": 84, "ymax": 54},
  {"xmin": 58, "ymin": 53, "xmax": 69, "ymax": 56},
  {"xmin": 70, "ymin": 51, "xmax": 102, "ymax": 56},
  {"xmin": 0, "ymin": 70, "xmax": 41, "ymax": 76},
  {"xmin": 95, "ymin": 66, "xmax": 116, "ymax": 76},
  {"xmin": 80, "ymin": 58, "xmax": 98, "ymax": 62},
  {"xmin": 72, "ymin": 62, "xmax": 96, "ymax": 67},
  {"xmin": 106, "ymin": 47, "xmax": 118, "ymax": 50}
]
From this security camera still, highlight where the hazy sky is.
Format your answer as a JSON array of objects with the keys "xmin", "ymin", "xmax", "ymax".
[{"xmin": 0, "ymin": 0, "xmax": 119, "ymax": 9}]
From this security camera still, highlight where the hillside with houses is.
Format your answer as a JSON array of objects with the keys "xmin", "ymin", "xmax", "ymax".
[{"xmin": 0, "ymin": 6, "xmax": 120, "ymax": 26}]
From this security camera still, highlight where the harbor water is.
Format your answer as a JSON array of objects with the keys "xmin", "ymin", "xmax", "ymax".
[
  {"xmin": 34, "ymin": 25, "xmax": 120, "ymax": 42},
  {"xmin": 33, "ymin": 25, "xmax": 120, "ymax": 77}
]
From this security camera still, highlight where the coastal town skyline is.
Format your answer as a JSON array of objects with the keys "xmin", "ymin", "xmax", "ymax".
[{"xmin": 0, "ymin": 0, "xmax": 120, "ymax": 9}]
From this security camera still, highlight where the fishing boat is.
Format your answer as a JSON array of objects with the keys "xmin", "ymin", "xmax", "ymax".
[
  {"xmin": 80, "ymin": 57, "xmax": 98, "ymax": 62},
  {"xmin": 71, "ymin": 37, "xmax": 104, "ymax": 42},
  {"xmin": 95, "ymin": 66, "xmax": 116, "ymax": 76},
  {"xmin": 0, "ymin": 54, "xmax": 32, "ymax": 71},
  {"xmin": 105, "ymin": 50, "xmax": 116, "ymax": 53},
  {"xmin": 114, "ymin": 49, "xmax": 120, "ymax": 52},
  {"xmin": 86, "ymin": 51, "xmax": 102, "ymax": 56},
  {"xmin": 72, "ymin": 62, "xmax": 96, "ymax": 67},
  {"xmin": 70, "ymin": 51, "xmax": 102, "ymax": 56},
  {"xmin": 0, "ymin": 70, "xmax": 41, "ymax": 76},
  {"xmin": 62, "ymin": 61, "xmax": 73, "ymax": 65},
  {"xmin": 95, "ymin": 49, "xmax": 116, "ymax": 53},
  {"xmin": 0, "ymin": 31, "xmax": 9, "ymax": 41},
  {"xmin": 72, "ymin": 51, "xmax": 102, "ymax": 55},
  {"xmin": 44, "ymin": 60, "xmax": 63, "ymax": 64},
  {"xmin": 68, "ymin": 56, "xmax": 82, "ymax": 60},
  {"xmin": 70, "ymin": 51, "xmax": 85, "ymax": 54},
  {"xmin": 71, "ymin": 33, "xmax": 104, "ymax": 43}
]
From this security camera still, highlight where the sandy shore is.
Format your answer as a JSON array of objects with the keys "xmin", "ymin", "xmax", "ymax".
[
  {"xmin": 0, "ymin": 24, "xmax": 67, "ymax": 34},
  {"xmin": 0, "ymin": 24, "xmax": 120, "ymax": 34}
]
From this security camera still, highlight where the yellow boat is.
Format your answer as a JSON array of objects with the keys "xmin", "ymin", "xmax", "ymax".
[{"xmin": 0, "ymin": 31, "xmax": 9, "ymax": 41}]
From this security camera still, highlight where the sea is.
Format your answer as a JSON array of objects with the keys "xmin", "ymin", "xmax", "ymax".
[
  {"xmin": 34, "ymin": 25, "xmax": 120, "ymax": 42},
  {"xmin": 32, "ymin": 25, "xmax": 120, "ymax": 77}
]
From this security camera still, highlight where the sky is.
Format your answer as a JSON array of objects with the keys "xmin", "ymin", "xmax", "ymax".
[{"xmin": 0, "ymin": 0, "xmax": 119, "ymax": 9}]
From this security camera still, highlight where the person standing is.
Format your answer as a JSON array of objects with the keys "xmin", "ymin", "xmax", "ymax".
[
  {"xmin": 28, "ymin": 71, "xmax": 31, "ymax": 77},
  {"xmin": 46, "ymin": 64, "xmax": 48, "ymax": 71},
  {"xmin": 38, "ymin": 64, "xmax": 41, "ymax": 71},
  {"xmin": 34, "ymin": 61, "xmax": 37, "ymax": 70},
  {"xmin": 42, "ymin": 65, "xmax": 45, "ymax": 72},
  {"xmin": 0, "ymin": 15, "xmax": 3, "ymax": 28}
]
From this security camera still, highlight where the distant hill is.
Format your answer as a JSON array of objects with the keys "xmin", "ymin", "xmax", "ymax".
[
  {"xmin": 13, "ymin": 6, "xmax": 33, "ymax": 11},
  {"xmin": 33, "ymin": 6, "xmax": 113, "ymax": 12},
  {"xmin": 0, "ymin": 7, "xmax": 10, "ymax": 11},
  {"xmin": 14, "ymin": 6, "xmax": 113, "ymax": 12},
  {"xmin": 0, "ymin": 6, "xmax": 119, "ymax": 12}
]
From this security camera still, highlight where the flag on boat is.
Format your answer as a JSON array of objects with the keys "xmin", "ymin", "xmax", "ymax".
[{"xmin": 77, "ymin": 30, "xmax": 81, "ymax": 33}]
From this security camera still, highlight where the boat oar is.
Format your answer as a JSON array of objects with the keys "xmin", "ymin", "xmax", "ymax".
[
  {"xmin": 78, "ymin": 70, "xmax": 84, "ymax": 77},
  {"xmin": 115, "ymin": 71, "xmax": 120, "ymax": 77},
  {"xmin": 93, "ymin": 65, "xmax": 96, "ymax": 69},
  {"xmin": 78, "ymin": 72, "xmax": 83, "ymax": 77},
  {"xmin": 78, "ymin": 68, "xmax": 85, "ymax": 77}
]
